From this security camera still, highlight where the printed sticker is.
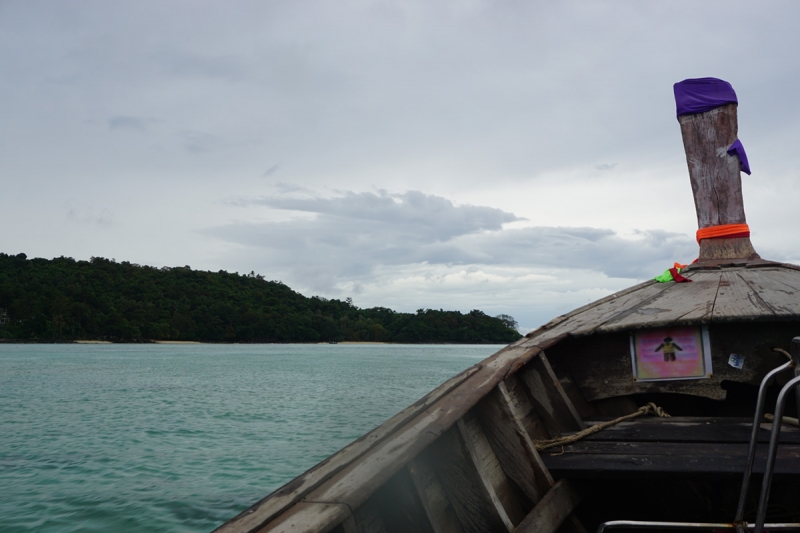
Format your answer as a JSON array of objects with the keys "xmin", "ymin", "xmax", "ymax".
[
  {"xmin": 728, "ymin": 353, "xmax": 744, "ymax": 369},
  {"xmin": 631, "ymin": 326, "xmax": 712, "ymax": 382}
]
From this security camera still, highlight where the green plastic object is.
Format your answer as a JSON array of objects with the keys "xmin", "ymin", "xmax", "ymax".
[{"xmin": 654, "ymin": 268, "xmax": 678, "ymax": 283}]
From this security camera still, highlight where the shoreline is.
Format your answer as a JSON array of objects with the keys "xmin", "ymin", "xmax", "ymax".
[
  {"xmin": 319, "ymin": 341, "xmax": 388, "ymax": 345},
  {"xmin": 1, "ymin": 339, "xmax": 505, "ymax": 346}
]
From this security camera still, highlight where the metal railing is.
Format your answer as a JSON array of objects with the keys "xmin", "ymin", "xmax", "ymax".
[{"xmin": 597, "ymin": 337, "xmax": 800, "ymax": 533}]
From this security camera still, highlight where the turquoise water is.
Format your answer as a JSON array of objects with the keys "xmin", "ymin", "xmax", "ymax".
[{"xmin": 0, "ymin": 344, "xmax": 500, "ymax": 532}]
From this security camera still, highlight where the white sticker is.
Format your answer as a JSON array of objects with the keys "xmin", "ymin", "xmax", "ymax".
[{"xmin": 728, "ymin": 353, "xmax": 744, "ymax": 369}]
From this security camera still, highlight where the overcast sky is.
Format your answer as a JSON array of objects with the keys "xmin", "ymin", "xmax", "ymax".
[{"xmin": 3, "ymin": 1, "xmax": 800, "ymax": 331}]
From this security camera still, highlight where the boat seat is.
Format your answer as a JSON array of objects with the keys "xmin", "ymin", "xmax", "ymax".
[{"xmin": 542, "ymin": 416, "xmax": 800, "ymax": 477}]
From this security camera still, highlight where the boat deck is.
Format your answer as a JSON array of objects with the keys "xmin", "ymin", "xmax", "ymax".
[{"xmin": 543, "ymin": 417, "xmax": 800, "ymax": 477}]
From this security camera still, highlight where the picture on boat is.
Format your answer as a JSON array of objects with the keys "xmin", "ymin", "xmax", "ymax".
[{"xmin": 630, "ymin": 326, "xmax": 712, "ymax": 381}]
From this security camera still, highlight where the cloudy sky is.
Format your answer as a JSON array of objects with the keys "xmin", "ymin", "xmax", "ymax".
[{"xmin": 3, "ymin": 1, "xmax": 800, "ymax": 331}]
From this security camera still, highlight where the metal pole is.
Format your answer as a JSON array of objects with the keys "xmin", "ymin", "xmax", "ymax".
[
  {"xmin": 597, "ymin": 520, "xmax": 800, "ymax": 533},
  {"xmin": 791, "ymin": 338, "xmax": 800, "ymax": 432},
  {"xmin": 754, "ymin": 374, "xmax": 800, "ymax": 533},
  {"xmin": 735, "ymin": 360, "xmax": 794, "ymax": 522}
]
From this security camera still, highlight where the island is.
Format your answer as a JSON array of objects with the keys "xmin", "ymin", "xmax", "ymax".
[{"xmin": 0, "ymin": 253, "xmax": 522, "ymax": 344}]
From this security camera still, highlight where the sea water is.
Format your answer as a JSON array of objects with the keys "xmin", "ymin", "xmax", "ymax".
[{"xmin": 0, "ymin": 344, "xmax": 500, "ymax": 532}]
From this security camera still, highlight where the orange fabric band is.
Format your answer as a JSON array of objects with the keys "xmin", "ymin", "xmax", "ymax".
[{"xmin": 696, "ymin": 223, "xmax": 750, "ymax": 244}]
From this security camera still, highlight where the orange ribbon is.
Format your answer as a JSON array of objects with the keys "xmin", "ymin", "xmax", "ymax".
[{"xmin": 695, "ymin": 223, "xmax": 750, "ymax": 244}]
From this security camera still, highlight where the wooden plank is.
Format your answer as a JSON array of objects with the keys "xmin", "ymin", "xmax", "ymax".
[
  {"xmin": 576, "ymin": 416, "xmax": 800, "ymax": 444},
  {"xmin": 408, "ymin": 456, "xmax": 465, "ymax": 533},
  {"xmin": 342, "ymin": 517, "xmax": 358, "ymax": 533},
  {"xmin": 515, "ymin": 480, "xmax": 582, "ymax": 533},
  {"xmin": 371, "ymin": 467, "xmax": 435, "ymax": 533},
  {"xmin": 522, "ymin": 280, "xmax": 675, "ymax": 345},
  {"xmin": 518, "ymin": 352, "xmax": 585, "ymax": 437},
  {"xmin": 253, "ymin": 502, "xmax": 349, "ymax": 533},
  {"xmin": 711, "ymin": 270, "xmax": 774, "ymax": 321},
  {"xmin": 542, "ymin": 441, "xmax": 800, "ymax": 477},
  {"xmin": 345, "ymin": 500, "xmax": 388, "ymax": 533},
  {"xmin": 475, "ymin": 380, "xmax": 553, "ymax": 503},
  {"xmin": 738, "ymin": 269, "xmax": 800, "ymax": 317},
  {"xmin": 428, "ymin": 427, "xmax": 509, "ymax": 533},
  {"xmin": 564, "ymin": 321, "xmax": 800, "ymax": 403},
  {"xmin": 678, "ymin": 103, "xmax": 758, "ymax": 260},
  {"xmin": 597, "ymin": 271, "xmax": 721, "ymax": 332},
  {"xmin": 214, "ymin": 364, "xmax": 481, "ymax": 533},
  {"xmin": 478, "ymin": 380, "xmax": 588, "ymax": 533},
  {"xmin": 502, "ymin": 376, "xmax": 552, "ymax": 441},
  {"xmin": 546, "ymin": 356, "xmax": 599, "ymax": 419},
  {"xmin": 457, "ymin": 415, "xmax": 526, "ymax": 528},
  {"xmin": 758, "ymin": 268, "xmax": 800, "ymax": 292},
  {"xmin": 560, "ymin": 331, "xmax": 727, "ymax": 402}
]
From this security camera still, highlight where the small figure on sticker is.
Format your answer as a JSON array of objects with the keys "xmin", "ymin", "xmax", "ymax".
[{"xmin": 654, "ymin": 337, "xmax": 683, "ymax": 362}]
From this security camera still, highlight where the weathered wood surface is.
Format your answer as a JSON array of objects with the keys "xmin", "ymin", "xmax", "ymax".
[
  {"xmin": 342, "ymin": 500, "xmax": 388, "ymax": 533},
  {"xmin": 457, "ymin": 416, "xmax": 525, "ymax": 528},
  {"xmin": 476, "ymin": 381, "xmax": 553, "ymax": 503},
  {"xmin": 554, "ymin": 332, "xmax": 725, "ymax": 401},
  {"xmin": 515, "ymin": 480, "xmax": 582, "ymax": 533},
  {"xmin": 221, "ymin": 258, "xmax": 800, "ymax": 533},
  {"xmin": 542, "ymin": 441, "xmax": 800, "ymax": 477},
  {"xmin": 408, "ymin": 457, "xmax": 465, "ymax": 533},
  {"xmin": 577, "ymin": 416, "xmax": 800, "ymax": 444},
  {"xmin": 698, "ymin": 237, "xmax": 759, "ymax": 261},
  {"xmin": 477, "ymin": 379, "xmax": 588, "ymax": 533},
  {"xmin": 541, "ymin": 416, "xmax": 800, "ymax": 479},
  {"xmin": 554, "ymin": 322, "xmax": 800, "ymax": 402},
  {"xmin": 428, "ymin": 427, "xmax": 510, "ymax": 533},
  {"xmin": 711, "ymin": 270, "xmax": 774, "ymax": 320},
  {"xmin": 522, "ymin": 280, "xmax": 673, "ymax": 345},
  {"xmin": 520, "ymin": 265, "xmax": 800, "ymax": 349},
  {"xmin": 761, "ymin": 268, "xmax": 800, "ymax": 291},
  {"xmin": 214, "ymin": 364, "xmax": 481, "ymax": 533},
  {"xmin": 518, "ymin": 353, "xmax": 585, "ymax": 436},
  {"xmin": 596, "ymin": 271, "xmax": 721, "ymax": 332},
  {"xmin": 678, "ymin": 102, "xmax": 758, "ymax": 260},
  {"xmin": 738, "ymin": 269, "xmax": 800, "ymax": 317},
  {"xmin": 370, "ymin": 468, "xmax": 435, "ymax": 533},
  {"xmin": 254, "ymin": 502, "xmax": 350, "ymax": 533}
]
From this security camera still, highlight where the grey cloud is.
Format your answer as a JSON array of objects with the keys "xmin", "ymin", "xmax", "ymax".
[
  {"xmin": 458, "ymin": 227, "xmax": 695, "ymax": 280},
  {"xmin": 181, "ymin": 131, "xmax": 218, "ymax": 153},
  {"xmin": 206, "ymin": 190, "xmax": 695, "ymax": 291},
  {"xmin": 108, "ymin": 116, "xmax": 148, "ymax": 131},
  {"xmin": 270, "ymin": 182, "xmax": 313, "ymax": 195},
  {"xmin": 66, "ymin": 206, "xmax": 115, "ymax": 228},
  {"xmin": 156, "ymin": 52, "xmax": 246, "ymax": 82},
  {"xmin": 3, "ymin": 1, "xmax": 798, "ymax": 321},
  {"xmin": 595, "ymin": 163, "xmax": 617, "ymax": 171},
  {"xmin": 244, "ymin": 190, "xmax": 521, "ymax": 242},
  {"xmin": 263, "ymin": 164, "xmax": 280, "ymax": 177}
]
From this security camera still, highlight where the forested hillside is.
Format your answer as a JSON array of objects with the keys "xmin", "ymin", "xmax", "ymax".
[{"xmin": 0, "ymin": 253, "xmax": 522, "ymax": 343}]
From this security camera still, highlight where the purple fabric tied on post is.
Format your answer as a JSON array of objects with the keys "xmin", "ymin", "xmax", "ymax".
[
  {"xmin": 673, "ymin": 77, "xmax": 738, "ymax": 117},
  {"xmin": 727, "ymin": 139, "xmax": 751, "ymax": 175}
]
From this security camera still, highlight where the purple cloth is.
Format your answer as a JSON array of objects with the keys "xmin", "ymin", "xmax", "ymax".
[
  {"xmin": 727, "ymin": 139, "xmax": 751, "ymax": 175},
  {"xmin": 673, "ymin": 78, "xmax": 738, "ymax": 117}
]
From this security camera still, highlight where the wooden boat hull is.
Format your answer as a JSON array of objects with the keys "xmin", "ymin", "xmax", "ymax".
[{"xmin": 213, "ymin": 263, "xmax": 800, "ymax": 533}]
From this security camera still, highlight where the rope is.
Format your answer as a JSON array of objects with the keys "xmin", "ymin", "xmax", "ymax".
[
  {"xmin": 534, "ymin": 402, "xmax": 671, "ymax": 451},
  {"xmin": 764, "ymin": 413, "xmax": 800, "ymax": 427},
  {"xmin": 773, "ymin": 347, "xmax": 793, "ymax": 362}
]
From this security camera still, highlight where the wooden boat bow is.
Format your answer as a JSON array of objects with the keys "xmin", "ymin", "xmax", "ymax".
[{"xmin": 213, "ymin": 78, "xmax": 800, "ymax": 533}]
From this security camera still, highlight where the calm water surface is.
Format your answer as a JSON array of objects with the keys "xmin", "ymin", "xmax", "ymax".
[{"xmin": 0, "ymin": 344, "xmax": 501, "ymax": 532}]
